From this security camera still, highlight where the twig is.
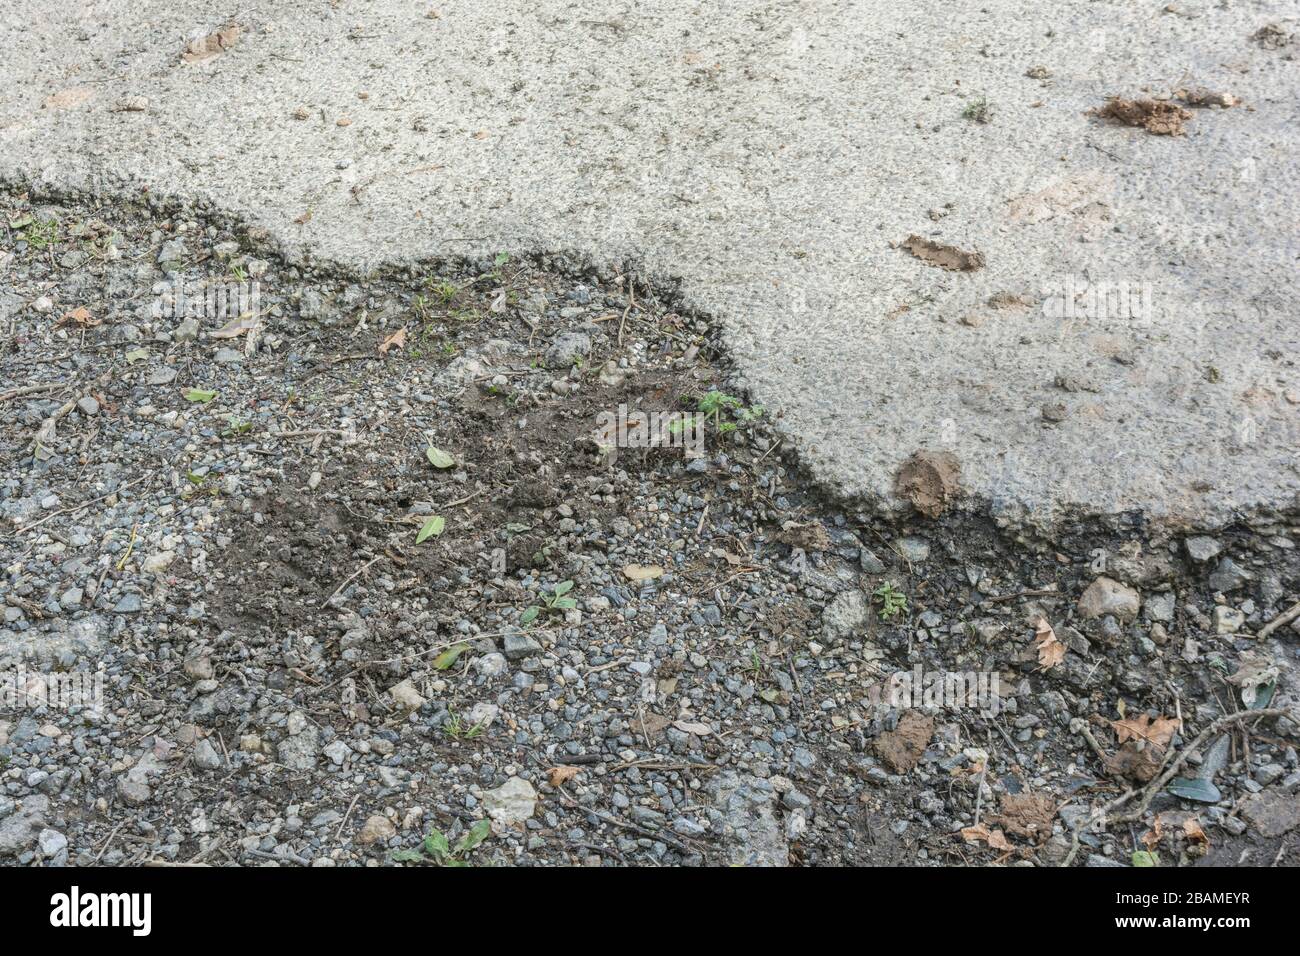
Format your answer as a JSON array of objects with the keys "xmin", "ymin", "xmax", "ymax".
[
  {"xmin": 336, "ymin": 794, "xmax": 362, "ymax": 843},
  {"xmin": 1258, "ymin": 600, "xmax": 1300, "ymax": 639},
  {"xmin": 0, "ymin": 383, "xmax": 63, "ymax": 402},
  {"xmin": 15, "ymin": 472, "xmax": 153, "ymax": 535},
  {"xmin": 1061, "ymin": 707, "xmax": 1292, "ymax": 866},
  {"xmin": 320, "ymin": 555, "xmax": 383, "ymax": 608}
]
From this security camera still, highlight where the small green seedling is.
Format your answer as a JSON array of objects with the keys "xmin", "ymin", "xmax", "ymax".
[
  {"xmin": 962, "ymin": 97, "xmax": 993, "ymax": 124},
  {"xmin": 521, "ymin": 579, "xmax": 576, "ymax": 625},
  {"xmin": 873, "ymin": 583, "xmax": 908, "ymax": 621},
  {"xmin": 442, "ymin": 710, "xmax": 486, "ymax": 740},
  {"xmin": 392, "ymin": 819, "xmax": 492, "ymax": 867},
  {"xmin": 18, "ymin": 217, "xmax": 60, "ymax": 250},
  {"xmin": 696, "ymin": 390, "xmax": 763, "ymax": 435}
]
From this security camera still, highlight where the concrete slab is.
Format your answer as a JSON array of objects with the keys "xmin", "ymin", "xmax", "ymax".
[{"xmin": 3, "ymin": 0, "xmax": 1298, "ymax": 529}]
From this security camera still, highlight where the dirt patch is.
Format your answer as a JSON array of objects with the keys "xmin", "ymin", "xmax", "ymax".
[
  {"xmin": 873, "ymin": 712, "xmax": 935, "ymax": 773},
  {"xmin": 992, "ymin": 792, "xmax": 1057, "ymax": 844},
  {"xmin": 1091, "ymin": 97, "xmax": 1191, "ymax": 135},
  {"xmin": 894, "ymin": 450, "xmax": 962, "ymax": 518},
  {"xmin": 898, "ymin": 236, "xmax": 986, "ymax": 272}
]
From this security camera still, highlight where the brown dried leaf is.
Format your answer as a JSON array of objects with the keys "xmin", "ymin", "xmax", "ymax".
[
  {"xmin": 960, "ymin": 823, "xmax": 1012, "ymax": 851},
  {"xmin": 57, "ymin": 306, "xmax": 100, "ymax": 328},
  {"xmin": 1110, "ymin": 713, "xmax": 1180, "ymax": 749},
  {"xmin": 546, "ymin": 765, "xmax": 579, "ymax": 788},
  {"xmin": 1033, "ymin": 616, "xmax": 1066, "ymax": 669},
  {"xmin": 379, "ymin": 327, "xmax": 407, "ymax": 354},
  {"xmin": 1182, "ymin": 817, "xmax": 1208, "ymax": 846}
]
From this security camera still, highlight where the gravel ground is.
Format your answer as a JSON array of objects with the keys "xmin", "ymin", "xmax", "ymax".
[{"xmin": 1, "ymin": 189, "xmax": 1298, "ymax": 868}]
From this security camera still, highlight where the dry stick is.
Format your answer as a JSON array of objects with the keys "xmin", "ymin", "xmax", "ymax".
[
  {"xmin": 16, "ymin": 472, "xmax": 154, "ymax": 535},
  {"xmin": 306, "ymin": 635, "xmax": 507, "ymax": 697},
  {"xmin": 319, "ymin": 555, "xmax": 383, "ymax": 608},
  {"xmin": 1062, "ymin": 707, "xmax": 1292, "ymax": 867},
  {"xmin": 30, "ymin": 370, "xmax": 113, "ymax": 450},
  {"xmin": 0, "ymin": 383, "xmax": 63, "ymax": 402},
  {"xmin": 335, "ymin": 793, "xmax": 362, "ymax": 843},
  {"xmin": 1258, "ymin": 600, "xmax": 1300, "ymax": 640}
]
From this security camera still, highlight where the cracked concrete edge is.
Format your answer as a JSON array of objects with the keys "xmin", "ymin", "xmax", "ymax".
[{"xmin": 4, "ymin": 168, "xmax": 1297, "ymax": 542}]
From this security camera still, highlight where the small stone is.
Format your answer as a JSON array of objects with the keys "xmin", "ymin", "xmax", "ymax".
[
  {"xmin": 484, "ymin": 777, "xmax": 538, "ymax": 825},
  {"xmin": 1077, "ymin": 577, "xmax": 1140, "ymax": 622},
  {"xmin": 388, "ymin": 679, "xmax": 426, "ymax": 710},
  {"xmin": 1184, "ymin": 536, "xmax": 1222, "ymax": 563},
  {"xmin": 357, "ymin": 814, "xmax": 397, "ymax": 846},
  {"xmin": 113, "ymin": 593, "xmax": 142, "ymax": 614},
  {"xmin": 183, "ymin": 655, "xmax": 214, "ymax": 681},
  {"xmin": 1212, "ymin": 605, "xmax": 1245, "ymax": 634},
  {"xmin": 37, "ymin": 828, "xmax": 68, "ymax": 858},
  {"xmin": 192, "ymin": 738, "xmax": 222, "ymax": 771},
  {"xmin": 1208, "ymin": 557, "xmax": 1252, "ymax": 592},
  {"xmin": 76, "ymin": 396, "xmax": 100, "ymax": 416},
  {"xmin": 503, "ymin": 632, "xmax": 542, "ymax": 661}
]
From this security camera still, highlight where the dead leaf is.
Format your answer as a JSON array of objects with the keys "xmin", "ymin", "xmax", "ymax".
[
  {"xmin": 56, "ymin": 306, "xmax": 100, "ymax": 328},
  {"xmin": 210, "ymin": 315, "xmax": 257, "ymax": 339},
  {"xmin": 182, "ymin": 24, "xmax": 243, "ymax": 63},
  {"xmin": 546, "ymin": 766, "xmax": 579, "ymax": 788},
  {"xmin": 622, "ymin": 564, "xmax": 664, "ymax": 582},
  {"xmin": 1183, "ymin": 817, "xmax": 1208, "ymax": 845},
  {"xmin": 960, "ymin": 823, "xmax": 1012, "ymax": 851},
  {"xmin": 899, "ymin": 235, "xmax": 985, "ymax": 271},
  {"xmin": 1110, "ymin": 713, "xmax": 1180, "ymax": 749},
  {"xmin": 1033, "ymin": 616, "xmax": 1066, "ymax": 669},
  {"xmin": 379, "ymin": 327, "xmax": 407, "ymax": 354},
  {"xmin": 672, "ymin": 720, "xmax": 713, "ymax": 736}
]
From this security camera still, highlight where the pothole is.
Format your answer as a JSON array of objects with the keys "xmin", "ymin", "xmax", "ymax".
[{"xmin": 1, "ymin": 188, "xmax": 1297, "ymax": 868}]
